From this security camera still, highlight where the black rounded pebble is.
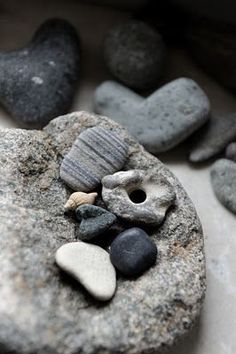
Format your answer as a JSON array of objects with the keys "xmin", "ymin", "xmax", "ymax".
[
  {"xmin": 0, "ymin": 18, "xmax": 80, "ymax": 127},
  {"xmin": 110, "ymin": 227, "xmax": 157, "ymax": 277}
]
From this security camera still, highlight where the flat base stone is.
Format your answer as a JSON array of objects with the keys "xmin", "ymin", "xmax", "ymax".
[{"xmin": 0, "ymin": 111, "xmax": 206, "ymax": 354}]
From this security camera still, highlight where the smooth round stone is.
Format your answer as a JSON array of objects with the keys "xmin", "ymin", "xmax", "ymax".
[
  {"xmin": 60, "ymin": 126, "xmax": 128, "ymax": 191},
  {"xmin": 110, "ymin": 228, "xmax": 157, "ymax": 277},
  {"xmin": 75, "ymin": 204, "xmax": 117, "ymax": 241},
  {"xmin": 0, "ymin": 19, "xmax": 80, "ymax": 127},
  {"xmin": 210, "ymin": 158, "xmax": 236, "ymax": 214},
  {"xmin": 104, "ymin": 20, "xmax": 165, "ymax": 90},
  {"xmin": 55, "ymin": 242, "xmax": 116, "ymax": 301},
  {"xmin": 189, "ymin": 112, "xmax": 236, "ymax": 162},
  {"xmin": 226, "ymin": 142, "xmax": 236, "ymax": 162}
]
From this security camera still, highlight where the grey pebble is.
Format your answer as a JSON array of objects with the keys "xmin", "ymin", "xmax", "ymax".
[
  {"xmin": 226, "ymin": 142, "xmax": 236, "ymax": 162},
  {"xmin": 102, "ymin": 169, "xmax": 176, "ymax": 225},
  {"xmin": 75, "ymin": 204, "xmax": 117, "ymax": 241},
  {"xmin": 190, "ymin": 112, "xmax": 236, "ymax": 162},
  {"xmin": 0, "ymin": 18, "xmax": 80, "ymax": 127},
  {"xmin": 60, "ymin": 126, "xmax": 128, "ymax": 191},
  {"xmin": 94, "ymin": 78, "xmax": 210, "ymax": 154},
  {"xmin": 210, "ymin": 158, "xmax": 236, "ymax": 214},
  {"xmin": 104, "ymin": 20, "xmax": 165, "ymax": 90}
]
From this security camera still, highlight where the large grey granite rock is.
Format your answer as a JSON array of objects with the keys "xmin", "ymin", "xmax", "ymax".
[{"xmin": 0, "ymin": 111, "xmax": 206, "ymax": 354}]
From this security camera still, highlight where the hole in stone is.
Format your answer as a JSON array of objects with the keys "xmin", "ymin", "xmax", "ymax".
[{"xmin": 129, "ymin": 189, "xmax": 146, "ymax": 204}]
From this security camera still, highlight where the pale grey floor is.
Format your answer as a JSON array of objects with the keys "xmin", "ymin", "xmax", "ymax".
[{"xmin": 0, "ymin": 1, "xmax": 235, "ymax": 353}]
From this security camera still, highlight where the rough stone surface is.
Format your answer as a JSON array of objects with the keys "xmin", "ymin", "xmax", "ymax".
[
  {"xmin": 75, "ymin": 204, "xmax": 117, "ymax": 241},
  {"xmin": 104, "ymin": 20, "xmax": 165, "ymax": 90},
  {"xmin": 210, "ymin": 158, "xmax": 236, "ymax": 214},
  {"xmin": 189, "ymin": 112, "xmax": 236, "ymax": 162},
  {"xmin": 102, "ymin": 169, "xmax": 176, "ymax": 225},
  {"xmin": 60, "ymin": 126, "xmax": 128, "ymax": 191},
  {"xmin": 55, "ymin": 242, "xmax": 116, "ymax": 301},
  {"xmin": 0, "ymin": 18, "xmax": 80, "ymax": 127},
  {"xmin": 94, "ymin": 78, "xmax": 210, "ymax": 153},
  {"xmin": 0, "ymin": 111, "xmax": 205, "ymax": 353},
  {"xmin": 226, "ymin": 142, "xmax": 236, "ymax": 162},
  {"xmin": 110, "ymin": 227, "xmax": 157, "ymax": 277}
]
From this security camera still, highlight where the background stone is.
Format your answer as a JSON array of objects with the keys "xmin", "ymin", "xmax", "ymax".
[{"xmin": 0, "ymin": 111, "xmax": 205, "ymax": 353}]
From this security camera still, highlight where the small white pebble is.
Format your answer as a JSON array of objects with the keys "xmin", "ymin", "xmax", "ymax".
[
  {"xmin": 49, "ymin": 61, "xmax": 56, "ymax": 67},
  {"xmin": 31, "ymin": 76, "xmax": 43, "ymax": 85}
]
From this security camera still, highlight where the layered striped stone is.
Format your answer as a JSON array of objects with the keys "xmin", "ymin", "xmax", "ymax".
[{"xmin": 60, "ymin": 126, "xmax": 128, "ymax": 191}]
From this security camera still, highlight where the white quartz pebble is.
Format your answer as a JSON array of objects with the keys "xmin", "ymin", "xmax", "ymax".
[{"xmin": 55, "ymin": 242, "xmax": 116, "ymax": 301}]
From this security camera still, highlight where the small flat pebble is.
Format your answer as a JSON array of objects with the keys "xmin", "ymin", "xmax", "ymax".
[
  {"xmin": 55, "ymin": 242, "xmax": 116, "ymax": 301},
  {"xmin": 94, "ymin": 78, "xmax": 210, "ymax": 153},
  {"xmin": 189, "ymin": 112, "xmax": 236, "ymax": 162},
  {"xmin": 104, "ymin": 20, "xmax": 165, "ymax": 90},
  {"xmin": 226, "ymin": 142, "xmax": 236, "ymax": 162},
  {"xmin": 210, "ymin": 158, "xmax": 236, "ymax": 214},
  {"xmin": 0, "ymin": 18, "xmax": 80, "ymax": 127},
  {"xmin": 110, "ymin": 228, "xmax": 157, "ymax": 277},
  {"xmin": 60, "ymin": 126, "xmax": 128, "ymax": 191},
  {"xmin": 76, "ymin": 204, "xmax": 117, "ymax": 241}
]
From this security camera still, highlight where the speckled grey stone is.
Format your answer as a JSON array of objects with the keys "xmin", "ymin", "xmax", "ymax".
[
  {"xmin": 0, "ymin": 18, "xmax": 80, "ymax": 127},
  {"xmin": 102, "ymin": 169, "xmax": 176, "ymax": 225},
  {"xmin": 189, "ymin": 112, "xmax": 236, "ymax": 162},
  {"xmin": 0, "ymin": 111, "xmax": 205, "ymax": 354},
  {"xmin": 104, "ymin": 20, "xmax": 165, "ymax": 90},
  {"xmin": 75, "ymin": 204, "xmax": 117, "ymax": 241},
  {"xmin": 226, "ymin": 142, "xmax": 236, "ymax": 162},
  {"xmin": 210, "ymin": 158, "xmax": 236, "ymax": 214},
  {"xmin": 94, "ymin": 78, "xmax": 210, "ymax": 153},
  {"xmin": 60, "ymin": 126, "xmax": 128, "ymax": 191}
]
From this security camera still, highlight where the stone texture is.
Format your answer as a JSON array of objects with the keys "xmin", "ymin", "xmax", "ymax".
[
  {"xmin": 0, "ymin": 111, "xmax": 205, "ymax": 353},
  {"xmin": 189, "ymin": 112, "xmax": 236, "ymax": 162},
  {"xmin": 210, "ymin": 158, "xmax": 236, "ymax": 214},
  {"xmin": 94, "ymin": 78, "xmax": 210, "ymax": 153},
  {"xmin": 60, "ymin": 126, "xmax": 128, "ymax": 191},
  {"xmin": 75, "ymin": 204, "xmax": 117, "ymax": 241},
  {"xmin": 110, "ymin": 227, "xmax": 157, "ymax": 277},
  {"xmin": 226, "ymin": 142, "xmax": 236, "ymax": 161},
  {"xmin": 102, "ymin": 169, "xmax": 176, "ymax": 225},
  {"xmin": 104, "ymin": 20, "xmax": 165, "ymax": 90},
  {"xmin": 0, "ymin": 18, "xmax": 80, "ymax": 127},
  {"xmin": 55, "ymin": 242, "xmax": 116, "ymax": 301}
]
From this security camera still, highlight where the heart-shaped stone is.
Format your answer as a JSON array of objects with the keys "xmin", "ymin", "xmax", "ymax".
[
  {"xmin": 94, "ymin": 78, "xmax": 210, "ymax": 153},
  {"xmin": 55, "ymin": 242, "xmax": 116, "ymax": 301},
  {"xmin": 0, "ymin": 18, "xmax": 80, "ymax": 127},
  {"xmin": 75, "ymin": 204, "xmax": 117, "ymax": 241}
]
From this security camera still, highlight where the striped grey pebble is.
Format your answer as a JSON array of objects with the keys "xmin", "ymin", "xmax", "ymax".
[{"xmin": 60, "ymin": 126, "xmax": 129, "ymax": 191}]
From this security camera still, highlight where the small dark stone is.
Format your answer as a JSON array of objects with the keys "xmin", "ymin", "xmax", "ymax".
[
  {"xmin": 0, "ymin": 18, "xmax": 80, "ymax": 127},
  {"xmin": 104, "ymin": 20, "xmax": 165, "ymax": 90},
  {"xmin": 110, "ymin": 227, "xmax": 157, "ymax": 277},
  {"xmin": 75, "ymin": 204, "xmax": 117, "ymax": 241}
]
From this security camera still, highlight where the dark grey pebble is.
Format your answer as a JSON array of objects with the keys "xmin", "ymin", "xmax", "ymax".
[
  {"xmin": 110, "ymin": 227, "xmax": 157, "ymax": 277},
  {"xmin": 60, "ymin": 126, "xmax": 128, "ymax": 191},
  {"xmin": 76, "ymin": 204, "xmax": 117, "ymax": 241},
  {"xmin": 104, "ymin": 20, "xmax": 165, "ymax": 90},
  {"xmin": 94, "ymin": 78, "xmax": 210, "ymax": 153},
  {"xmin": 189, "ymin": 112, "xmax": 236, "ymax": 162},
  {"xmin": 210, "ymin": 158, "xmax": 236, "ymax": 214},
  {"xmin": 226, "ymin": 142, "xmax": 236, "ymax": 162},
  {"xmin": 0, "ymin": 18, "xmax": 80, "ymax": 127}
]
